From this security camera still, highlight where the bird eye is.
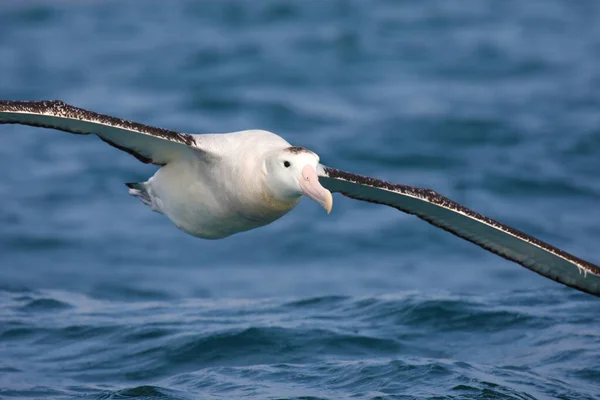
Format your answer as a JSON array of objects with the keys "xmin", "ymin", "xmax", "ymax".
[{"xmin": 284, "ymin": 161, "xmax": 291, "ymax": 168}]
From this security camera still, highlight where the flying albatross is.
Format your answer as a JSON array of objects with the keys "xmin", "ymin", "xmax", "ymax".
[{"xmin": 1, "ymin": 100, "xmax": 599, "ymax": 297}]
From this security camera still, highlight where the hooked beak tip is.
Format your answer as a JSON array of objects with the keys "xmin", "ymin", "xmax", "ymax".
[{"xmin": 324, "ymin": 192, "xmax": 333, "ymax": 215}]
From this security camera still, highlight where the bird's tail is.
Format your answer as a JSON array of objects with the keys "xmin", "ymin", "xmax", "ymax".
[{"xmin": 125, "ymin": 181, "xmax": 154, "ymax": 209}]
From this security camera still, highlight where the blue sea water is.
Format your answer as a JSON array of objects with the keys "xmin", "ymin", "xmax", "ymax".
[{"xmin": 1, "ymin": 0, "xmax": 600, "ymax": 398}]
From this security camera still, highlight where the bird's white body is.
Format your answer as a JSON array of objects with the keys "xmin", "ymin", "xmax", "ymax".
[{"xmin": 143, "ymin": 130, "xmax": 302, "ymax": 238}]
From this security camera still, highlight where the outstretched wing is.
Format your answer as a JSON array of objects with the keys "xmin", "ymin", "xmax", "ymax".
[
  {"xmin": 318, "ymin": 166, "xmax": 600, "ymax": 297},
  {"xmin": 0, "ymin": 100, "xmax": 202, "ymax": 165}
]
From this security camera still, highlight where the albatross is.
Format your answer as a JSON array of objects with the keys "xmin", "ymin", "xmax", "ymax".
[{"xmin": 1, "ymin": 100, "xmax": 599, "ymax": 297}]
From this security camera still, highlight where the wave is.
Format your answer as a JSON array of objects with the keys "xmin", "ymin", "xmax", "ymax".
[{"xmin": 1, "ymin": 288, "xmax": 598, "ymax": 399}]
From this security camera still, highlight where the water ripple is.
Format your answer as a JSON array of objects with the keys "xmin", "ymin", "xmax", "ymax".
[{"xmin": 0, "ymin": 288, "xmax": 598, "ymax": 398}]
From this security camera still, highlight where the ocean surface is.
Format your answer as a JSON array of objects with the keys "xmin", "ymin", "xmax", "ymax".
[{"xmin": 1, "ymin": 1, "xmax": 600, "ymax": 399}]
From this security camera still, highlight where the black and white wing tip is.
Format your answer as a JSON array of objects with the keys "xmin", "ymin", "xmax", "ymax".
[
  {"xmin": 318, "ymin": 166, "xmax": 600, "ymax": 298},
  {"xmin": 0, "ymin": 100, "xmax": 201, "ymax": 165}
]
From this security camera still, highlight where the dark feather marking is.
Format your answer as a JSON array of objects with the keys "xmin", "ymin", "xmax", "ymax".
[
  {"xmin": 285, "ymin": 146, "xmax": 312, "ymax": 154},
  {"xmin": 0, "ymin": 100, "xmax": 195, "ymax": 147},
  {"xmin": 98, "ymin": 137, "xmax": 158, "ymax": 165},
  {"xmin": 321, "ymin": 166, "xmax": 600, "ymax": 295}
]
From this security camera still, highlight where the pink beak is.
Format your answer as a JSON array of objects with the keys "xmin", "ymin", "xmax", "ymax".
[{"xmin": 299, "ymin": 165, "xmax": 333, "ymax": 214}]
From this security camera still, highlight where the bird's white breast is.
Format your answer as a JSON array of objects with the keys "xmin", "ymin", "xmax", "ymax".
[{"xmin": 147, "ymin": 131, "xmax": 298, "ymax": 239}]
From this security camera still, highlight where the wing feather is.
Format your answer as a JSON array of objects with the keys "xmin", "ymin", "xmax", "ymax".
[
  {"xmin": 318, "ymin": 166, "xmax": 600, "ymax": 297},
  {"xmin": 0, "ymin": 100, "xmax": 201, "ymax": 165}
]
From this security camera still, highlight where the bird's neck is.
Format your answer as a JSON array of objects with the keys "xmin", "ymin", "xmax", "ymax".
[
  {"xmin": 224, "ymin": 161, "xmax": 300, "ymax": 226},
  {"xmin": 259, "ymin": 185, "xmax": 301, "ymax": 214}
]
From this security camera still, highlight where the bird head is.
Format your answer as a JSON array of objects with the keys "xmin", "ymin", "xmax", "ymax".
[{"xmin": 263, "ymin": 146, "xmax": 333, "ymax": 214}]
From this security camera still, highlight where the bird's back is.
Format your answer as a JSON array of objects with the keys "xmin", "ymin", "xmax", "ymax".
[{"xmin": 148, "ymin": 130, "xmax": 296, "ymax": 239}]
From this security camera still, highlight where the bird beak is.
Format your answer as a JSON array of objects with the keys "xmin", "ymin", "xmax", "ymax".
[{"xmin": 299, "ymin": 165, "xmax": 333, "ymax": 214}]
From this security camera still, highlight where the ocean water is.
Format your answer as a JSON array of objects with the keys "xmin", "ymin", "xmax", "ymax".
[{"xmin": 1, "ymin": 1, "xmax": 600, "ymax": 398}]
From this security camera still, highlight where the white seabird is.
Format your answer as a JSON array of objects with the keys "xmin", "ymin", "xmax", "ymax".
[{"xmin": 1, "ymin": 100, "xmax": 599, "ymax": 297}]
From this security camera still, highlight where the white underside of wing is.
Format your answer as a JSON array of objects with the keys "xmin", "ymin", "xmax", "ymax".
[
  {"xmin": 0, "ymin": 101, "xmax": 198, "ymax": 165},
  {"xmin": 319, "ymin": 168, "xmax": 600, "ymax": 297}
]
